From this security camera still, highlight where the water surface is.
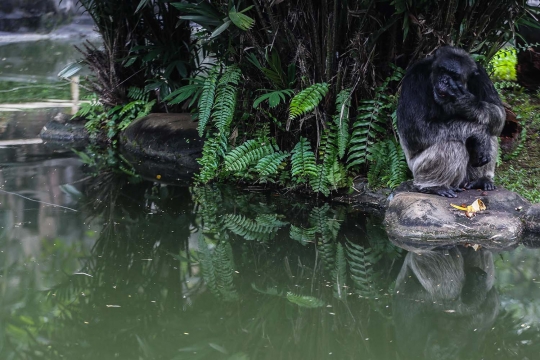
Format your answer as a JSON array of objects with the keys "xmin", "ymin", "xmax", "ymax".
[{"xmin": 1, "ymin": 135, "xmax": 540, "ymax": 359}]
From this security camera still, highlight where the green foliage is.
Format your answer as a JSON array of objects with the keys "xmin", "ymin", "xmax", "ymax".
[
  {"xmin": 290, "ymin": 137, "xmax": 318, "ymax": 184},
  {"xmin": 253, "ymin": 89, "xmax": 294, "ymax": 108},
  {"xmin": 285, "ymin": 292, "xmax": 325, "ymax": 308},
  {"xmin": 489, "ymin": 47, "xmax": 517, "ymax": 81},
  {"xmin": 198, "ymin": 66, "xmax": 221, "ymax": 137},
  {"xmin": 255, "ymin": 151, "xmax": 290, "ymax": 182},
  {"xmin": 348, "ymin": 68, "xmax": 404, "ymax": 170},
  {"xmin": 224, "ymin": 139, "xmax": 276, "ymax": 172},
  {"xmin": 289, "ymin": 225, "xmax": 316, "ymax": 246},
  {"xmin": 288, "ymin": 83, "xmax": 329, "ymax": 125},
  {"xmin": 196, "ymin": 133, "xmax": 228, "ymax": 184},
  {"xmin": 198, "ymin": 237, "xmax": 238, "ymax": 301},
  {"xmin": 334, "ymin": 89, "xmax": 352, "ymax": 159},
  {"xmin": 345, "ymin": 238, "xmax": 379, "ymax": 298},
  {"xmin": 497, "ymin": 166, "xmax": 540, "ymax": 203},
  {"xmin": 223, "ymin": 213, "xmax": 285, "ymax": 242},
  {"xmin": 333, "ymin": 243, "xmax": 348, "ymax": 299},
  {"xmin": 503, "ymin": 125, "xmax": 527, "ymax": 161},
  {"xmin": 367, "ymin": 139, "xmax": 409, "ymax": 189},
  {"xmin": 213, "ymin": 66, "xmax": 242, "ymax": 132}
]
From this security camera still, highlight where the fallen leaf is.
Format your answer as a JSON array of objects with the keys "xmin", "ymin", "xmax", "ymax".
[{"xmin": 450, "ymin": 199, "xmax": 486, "ymax": 217}]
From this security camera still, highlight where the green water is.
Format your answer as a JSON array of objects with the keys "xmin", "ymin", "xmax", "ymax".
[
  {"xmin": 1, "ymin": 141, "xmax": 540, "ymax": 360},
  {"xmin": 1, "ymin": 38, "xmax": 540, "ymax": 360},
  {"xmin": 0, "ymin": 40, "xmax": 89, "ymax": 102}
]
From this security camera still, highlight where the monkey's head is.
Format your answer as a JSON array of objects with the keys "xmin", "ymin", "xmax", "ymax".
[{"xmin": 431, "ymin": 46, "xmax": 478, "ymax": 105}]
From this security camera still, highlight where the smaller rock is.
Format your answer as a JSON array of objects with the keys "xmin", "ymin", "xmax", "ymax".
[{"xmin": 384, "ymin": 187, "xmax": 530, "ymax": 250}]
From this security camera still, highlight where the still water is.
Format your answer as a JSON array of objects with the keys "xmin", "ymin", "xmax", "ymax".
[{"xmin": 1, "ymin": 135, "xmax": 540, "ymax": 360}]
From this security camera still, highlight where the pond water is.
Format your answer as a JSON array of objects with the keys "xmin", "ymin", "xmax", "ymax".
[
  {"xmin": 2, "ymin": 39, "xmax": 540, "ymax": 360},
  {"xmin": 1, "ymin": 134, "xmax": 540, "ymax": 360}
]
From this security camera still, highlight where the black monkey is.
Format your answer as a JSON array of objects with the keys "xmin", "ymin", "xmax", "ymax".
[{"xmin": 397, "ymin": 46, "xmax": 506, "ymax": 198}]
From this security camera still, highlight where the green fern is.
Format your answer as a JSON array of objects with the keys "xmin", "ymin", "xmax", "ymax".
[
  {"xmin": 224, "ymin": 214, "xmax": 281, "ymax": 241},
  {"xmin": 127, "ymin": 87, "xmax": 149, "ymax": 101},
  {"xmin": 197, "ymin": 66, "xmax": 220, "ymax": 136},
  {"xmin": 333, "ymin": 243, "xmax": 347, "ymax": 299},
  {"xmin": 286, "ymin": 292, "xmax": 325, "ymax": 308},
  {"xmin": 347, "ymin": 67, "xmax": 403, "ymax": 169},
  {"xmin": 334, "ymin": 88, "xmax": 352, "ymax": 159},
  {"xmin": 366, "ymin": 139, "xmax": 409, "ymax": 189},
  {"xmin": 289, "ymin": 225, "xmax": 316, "ymax": 246},
  {"xmin": 196, "ymin": 133, "xmax": 228, "ymax": 183},
  {"xmin": 213, "ymin": 66, "xmax": 242, "ymax": 132},
  {"xmin": 345, "ymin": 238, "xmax": 378, "ymax": 298},
  {"xmin": 255, "ymin": 151, "xmax": 290, "ymax": 181},
  {"xmin": 198, "ymin": 235, "xmax": 218, "ymax": 297},
  {"xmin": 288, "ymin": 83, "xmax": 329, "ymax": 125},
  {"xmin": 291, "ymin": 137, "xmax": 318, "ymax": 183},
  {"xmin": 213, "ymin": 241, "xmax": 238, "ymax": 301},
  {"xmin": 255, "ymin": 214, "xmax": 289, "ymax": 228},
  {"xmin": 224, "ymin": 139, "xmax": 275, "ymax": 172}
]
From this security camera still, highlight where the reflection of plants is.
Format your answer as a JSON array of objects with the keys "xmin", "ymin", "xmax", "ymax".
[{"xmin": 198, "ymin": 237, "xmax": 238, "ymax": 301}]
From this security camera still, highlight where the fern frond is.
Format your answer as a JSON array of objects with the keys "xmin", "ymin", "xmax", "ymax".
[
  {"xmin": 288, "ymin": 83, "xmax": 329, "ymax": 124},
  {"xmin": 286, "ymin": 292, "xmax": 325, "ymax": 308},
  {"xmin": 213, "ymin": 241, "xmax": 238, "ymax": 301},
  {"xmin": 196, "ymin": 133, "xmax": 227, "ymax": 184},
  {"xmin": 291, "ymin": 137, "xmax": 318, "ymax": 183},
  {"xmin": 224, "ymin": 214, "xmax": 279, "ymax": 241},
  {"xmin": 333, "ymin": 243, "xmax": 347, "ymax": 299},
  {"xmin": 334, "ymin": 88, "xmax": 352, "ymax": 159},
  {"xmin": 255, "ymin": 214, "xmax": 288, "ymax": 228},
  {"xmin": 198, "ymin": 235, "xmax": 218, "ymax": 296},
  {"xmin": 345, "ymin": 238, "xmax": 378, "ymax": 298},
  {"xmin": 224, "ymin": 139, "xmax": 275, "ymax": 172},
  {"xmin": 213, "ymin": 66, "xmax": 241, "ymax": 132},
  {"xmin": 127, "ymin": 87, "xmax": 149, "ymax": 101},
  {"xmin": 198, "ymin": 66, "xmax": 220, "ymax": 136},
  {"xmin": 289, "ymin": 225, "xmax": 316, "ymax": 245},
  {"xmin": 255, "ymin": 151, "xmax": 290, "ymax": 179}
]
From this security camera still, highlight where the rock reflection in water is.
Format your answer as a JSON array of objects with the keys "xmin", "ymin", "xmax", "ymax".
[{"xmin": 394, "ymin": 246, "xmax": 499, "ymax": 360}]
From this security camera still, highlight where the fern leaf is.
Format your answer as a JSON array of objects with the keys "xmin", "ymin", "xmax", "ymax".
[
  {"xmin": 286, "ymin": 292, "xmax": 325, "ymax": 308},
  {"xmin": 334, "ymin": 89, "xmax": 352, "ymax": 159},
  {"xmin": 224, "ymin": 139, "xmax": 275, "ymax": 172},
  {"xmin": 255, "ymin": 151, "xmax": 290, "ymax": 178},
  {"xmin": 288, "ymin": 83, "xmax": 329, "ymax": 124},
  {"xmin": 224, "ymin": 214, "xmax": 278, "ymax": 241},
  {"xmin": 212, "ymin": 66, "xmax": 241, "ymax": 132},
  {"xmin": 289, "ymin": 225, "xmax": 316, "ymax": 245},
  {"xmin": 333, "ymin": 243, "xmax": 347, "ymax": 299},
  {"xmin": 198, "ymin": 66, "xmax": 220, "ymax": 136},
  {"xmin": 198, "ymin": 235, "xmax": 218, "ymax": 296},
  {"xmin": 345, "ymin": 238, "xmax": 378, "ymax": 298},
  {"xmin": 213, "ymin": 241, "xmax": 238, "ymax": 301},
  {"xmin": 290, "ymin": 137, "xmax": 318, "ymax": 183}
]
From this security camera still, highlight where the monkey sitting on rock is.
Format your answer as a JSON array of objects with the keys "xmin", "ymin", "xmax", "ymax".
[{"xmin": 397, "ymin": 46, "xmax": 506, "ymax": 198}]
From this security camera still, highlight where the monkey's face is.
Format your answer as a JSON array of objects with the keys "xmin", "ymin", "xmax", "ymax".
[
  {"xmin": 433, "ymin": 72, "xmax": 461, "ymax": 104},
  {"xmin": 431, "ymin": 51, "xmax": 477, "ymax": 106}
]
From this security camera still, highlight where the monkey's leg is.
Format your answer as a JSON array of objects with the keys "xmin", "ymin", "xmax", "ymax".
[
  {"xmin": 465, "ymin": 136, "xmax": 498, "ymax": 191},
  {"xmin": 410, "ymin": 142, "xmax": 468, "ymax": 198}
]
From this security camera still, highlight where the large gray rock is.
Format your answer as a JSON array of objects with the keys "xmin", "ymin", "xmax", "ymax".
[
  {"xmin": 120, "ymin": 113, "xmax": 203, "ymax": 183},
  {"xmin": 384, "ymin": 187, "xmax": 531, "ymax": 250}
]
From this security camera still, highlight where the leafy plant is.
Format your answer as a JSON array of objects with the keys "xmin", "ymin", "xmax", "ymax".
[
  {"xmin": 367, "ymin": 139, "xmax": 409, "ymax": 189},
  {"xmin": 290, "ymin": 137, "xmax": 318, "ymax": 184},
  {"xmin": 287, "ymin": 83, "xmax": 329, "ymax": 128}
]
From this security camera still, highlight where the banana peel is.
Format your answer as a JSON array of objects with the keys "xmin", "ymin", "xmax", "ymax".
[{"xmin": 450, "ymin": 199, "xmax": 486, "ymax": 218}]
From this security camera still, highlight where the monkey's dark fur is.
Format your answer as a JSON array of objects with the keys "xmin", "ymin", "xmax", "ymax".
[{"xmin": 397, "ymin": 46, "xmax": 506, "ymax": 198}]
